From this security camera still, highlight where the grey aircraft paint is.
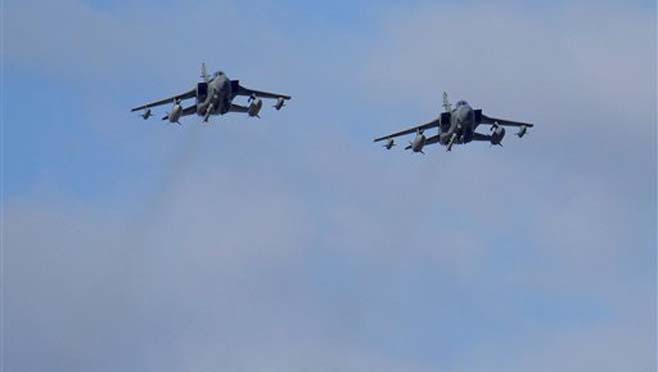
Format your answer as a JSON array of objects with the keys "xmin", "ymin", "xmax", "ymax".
[
  {"xmin": 374, "ymin": 92, "xmax": 534, "ymax": 154},
  {"xmin": 131, "ymin": 63, "xmax": 291, "ymax": 124}
]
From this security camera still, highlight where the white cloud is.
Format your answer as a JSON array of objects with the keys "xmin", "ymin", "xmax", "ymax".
[
  {"xmin": 3, "ymin": 0, "xmax": 655, "ymax": 371},
  {"xmin": 361, "ymin": 2, "xmax": 656, "ymax": 115}
]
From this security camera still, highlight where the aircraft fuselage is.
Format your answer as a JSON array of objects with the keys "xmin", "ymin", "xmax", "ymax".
[
  {"xmin": 196, "ymin": 72, "xmax": 233, "ymax": 117},
  {"xmin": 130, "ymin": 64, "xmax": 291, "ymax": 124},
  {"xmin": 373, "ymin": 93, "xmax": 533, "ymax": 152},
  {"xmin": 432, "ymin": 101, "xmax": 477, "ymax": 146}
]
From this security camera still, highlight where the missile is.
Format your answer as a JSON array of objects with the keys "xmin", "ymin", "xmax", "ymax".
[
  {"xmin": 168, "ymin": 104, "xmax": 182, "ymax": 124},
  {"xmin": 162, "ymin": 101, "xmax": 182, "ymax": 125},
  {"xmin": 490, "ymin": 126, "xmax": 506, "ymax": 146},
  {"xmin": 409, "ymin": 130, "xmax": 426, "ymax": 154},
  {"xmin": 447, "ymin": 133, "xmax": 457, "ymax": 152},
  {"xmin": 248, "ymin": 94, "xmax": 263, "ymax": 118},
  {"xmin": 203, "ymin": 103, "xmax": 214, "ymax": 123},
  {"xmin": 273, "ymin": 97, "xmax": 286, "ymax": 110}
]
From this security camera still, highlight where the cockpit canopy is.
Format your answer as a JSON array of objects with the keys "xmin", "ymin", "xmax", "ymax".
[
  {"xmin": 214, "ymin": 71, "xmax": 225, "ymax": 78},
  {"xmin": 456, "ymin": 100, "xmax": 468, "ymax": 107}
]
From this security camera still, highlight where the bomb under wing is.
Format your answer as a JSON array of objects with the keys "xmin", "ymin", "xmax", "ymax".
[
  {"xmin": 373, "ymin": 92, "xmax": 534, "ymax": 154},
  {"xmin": 131, "ymin": 63, "xmax": 291, "ymax": 125}
]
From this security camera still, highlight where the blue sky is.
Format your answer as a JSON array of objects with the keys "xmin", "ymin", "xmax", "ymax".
[{"xmin": 3, "ymin": 1, "xmax": 657, "ymax": 371}]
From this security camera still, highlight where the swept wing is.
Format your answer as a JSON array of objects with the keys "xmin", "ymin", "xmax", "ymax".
[
  {"xmin": 231, "ymin": 81, "xmax": 291, "ymax": 100},
  {"xmin": 480, "ymin": 114, "xmax": 533, "ymax": 128},
  {"xmin": 130, "ymin": 89, "xmax": 196, "ymax": 112},
  {"xmin": 373, "ymin": 118, "xmax": 442, "ymax": 143}
]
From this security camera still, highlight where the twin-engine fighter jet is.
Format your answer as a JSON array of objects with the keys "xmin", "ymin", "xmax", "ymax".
[
  {"xmin": 131, "ymin": 63, "xmax": 291, "ymax": 124},
  {"xmin": 374, "ymin": 93, "xmax": 533, "ymax": 153}
]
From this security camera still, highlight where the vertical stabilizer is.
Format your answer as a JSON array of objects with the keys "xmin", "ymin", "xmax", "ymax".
[
  {"xmin": 442, "ymin": 91, "xmax": 452, "ymax": 112},
  {"xmin": 201, "ymin": 62, "xmax": 210, "ymax": 83}
]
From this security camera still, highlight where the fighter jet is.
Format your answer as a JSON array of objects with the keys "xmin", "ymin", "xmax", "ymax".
[
  {"xmin": 374, "ymin": 92, "xmax": 533, "ymax": 153},
  {"xmin": 131, "ymin": 63, "xmax": 291, "ymax": 124}
]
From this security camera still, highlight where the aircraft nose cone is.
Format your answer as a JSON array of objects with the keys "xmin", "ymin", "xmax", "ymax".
[{"xmin": 458, "ymin": 107, "xmax": 472, "ymax": 123}]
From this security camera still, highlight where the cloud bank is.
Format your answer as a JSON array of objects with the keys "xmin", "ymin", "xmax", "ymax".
[{"xmin": 3, "ymin": 1, "xmax": 656, "ymax": 371}]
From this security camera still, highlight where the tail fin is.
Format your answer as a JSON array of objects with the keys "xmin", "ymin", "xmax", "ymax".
[
  {"xmin": 201, "ymin": 62, "xmax": 210, "ymax": 83},
  {"xmin": 442, "ymin": 91, "xmax": 451, "ymax": 112}
]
